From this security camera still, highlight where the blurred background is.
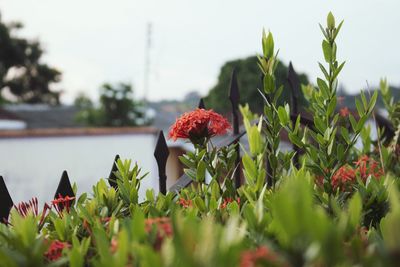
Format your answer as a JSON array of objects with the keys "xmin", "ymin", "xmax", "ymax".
[{"xmin": 0, "ymin": 0, "xmax": 399, "ymax": 203}]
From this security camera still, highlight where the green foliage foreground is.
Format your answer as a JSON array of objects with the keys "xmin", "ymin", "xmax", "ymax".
[{"xmin": 1, "ymin": 12, "xmax": 400, "ymax": 267}]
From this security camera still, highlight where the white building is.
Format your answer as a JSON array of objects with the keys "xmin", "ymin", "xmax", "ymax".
[{"xmin": 0, "ymin": 127, "xmax": 185, "ymax": 203}]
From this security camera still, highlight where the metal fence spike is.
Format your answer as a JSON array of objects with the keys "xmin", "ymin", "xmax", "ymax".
[
  {"xmin": 54, "ymin": 170, "xmax": 75, "ymax": 199},
  {"xmin": 288, "ymin": 62, "xmax": 301, "ymax": 101},
  {"xmin": 0, "ymin": 176, "xmax": 13, "ymax": 224},
  {"xmin": 154, "ymin": 131, "xmax": 169, "ymax": 194},
  {"xmin": 108, "ymin": 154, "xmax": 120, "ymax": 188},
  {"xmin": 229, "ymin": 68, "xmax": 240, "ymax": 128},
  {"xmin": 287, "ymin": 62, "xmax": 301, "ymax": 168},
  {"xmin": 198, "ymin": 98, "xmax": 206, "ymax": 109},
  {"xmin": 228, "ymin": 68, "xmax": 242, "ymax": 189}
]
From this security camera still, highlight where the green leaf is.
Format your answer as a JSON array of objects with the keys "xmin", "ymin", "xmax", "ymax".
[
  {"xmin": 327, "ymin": 12, "xmax": 335, "ymax": 29},
  {"xmin": 248, "ymin": 126, "xmax": 263, "ymax": 156},
  {"xmin": 278, "ymin": 106, "xmax": 289, "ymax": 126},
  {"xmin": 333, "ymin": 20, "xmax": 344, "ymax": 40},
  {"xmin": 361, "ymin": 91, "xmax": 368, "ymax": 110},
  {"xmin": 318, "ymin": 63, "xmax": 330, "ymax": 80},
  {"xmin": 317, "ymin": 78, "xmax": 329, "ymax": 96},
  {"xmin": 262, "ymin": 30, "xmax": 274, "ymax": 58},
  {"xmin": 242, "ymin": 154, "xmax": 257, "ymax": 182},
  {"xmin": 196, "ymin": 160, "xmax": 207, "ymax": 183},
  {"xmin": 340, "ymin": 127, "xmax": 350, "ymax": 144},
  {"xmin": 194, "ymin": 197, "xmax": 206, "ymax": 212},
  {"xmin": 319, "ymin": 23, "xmax": 329, "ymax": 40},
  {"xmin": 322, "ymin": 40, "xmax": 332, "ymax": 63},
  {"xmin": 355, "ymin": 98, "xmax": 364, "ymax": 115},
  {"xmin": 327, "ymin": 97, "xmax": 337, "ymax": 117},
  {"xmin": 348, "ymin": 193, "xmax": 362, "ymax": 228},
  {"xmin": 332, "ymin": 61, "xmax": 345, "ymax": 81},
  {"xmin": 263, "ymin": 74, "xmax": 275, "ymax": 94},
  {"xmin": 368, "ymin": 90, "xmax": 378, "ymax": 112}
]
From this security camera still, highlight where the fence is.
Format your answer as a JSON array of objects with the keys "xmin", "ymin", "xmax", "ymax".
[{"xmin": 0, "ymin": 63, "xmax": 395, "ymax": 223}]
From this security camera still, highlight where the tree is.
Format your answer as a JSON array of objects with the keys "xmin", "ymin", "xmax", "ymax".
[
  {"xmin": 0, "ymin": 12, "xmax": 61, "ymax": 105},
  {"xmin": 75, "ymin": 83, "xmax": 149, "ymax": 127},
  {"xmin": 205, "ymin": 56, "xmax": 309, "ymax": 114}
]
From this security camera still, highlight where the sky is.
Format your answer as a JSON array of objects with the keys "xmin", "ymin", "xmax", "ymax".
[{"xmin": 1, "ymin": 0, "xmax": 399, "ymax": 104}]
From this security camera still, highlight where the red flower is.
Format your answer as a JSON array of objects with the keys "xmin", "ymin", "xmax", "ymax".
[
  {"xmin": 220, "ymin": 197, "xmax": 241, "ymax": 209},
  {"xmin": 15, "ymin": 197, "xmax": 39, "ymax": 217},
  {"xmin": 14, "ymin": 198, "xmax": 51, "ymax": 227},
  {"xmin": 52, "ymin": 194, "xmax": 75, "ymax": 216},
  {"xmin": 331, "ymin": 165, "xmax": 356, "ymax": 191},
  {"xmin": 44, "ymin": 240, "xmax": 69, "ymax": 261},
  {"xmin": 178, "ymin": 197, "xmax": 193, "ymax": 208},
  {"xmin": 240, "ymin": 246, "xmax": 280, "ymax": 267},
  {"xmin": 168, "ymin": 108, "xmax": 231, "ymax": 143},
  {"xmin": 354, "ymin": 155, "xmax": 384, "ymax": 181},
  {"xmin": 340, "ymin": 107, "xmax": 350, "ymax": 117},
  {"xmin": 145, "ymin": 217, "xmax": 173, "ymax": 250}
]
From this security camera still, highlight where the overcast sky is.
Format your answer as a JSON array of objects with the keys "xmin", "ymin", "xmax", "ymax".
[{"xmin": 1, "ymin": 0, "xmax": 399, "ymax": 104}]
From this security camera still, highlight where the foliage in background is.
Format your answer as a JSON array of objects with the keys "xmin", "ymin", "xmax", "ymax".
[
  {"xmin": 75, "ymin": 83, "xmax": 150, "ymax": 127},
  {"xmin": 0, "ymin": 12, "xmax": 61, "ymax": 105},
  {"xmin": 205, "ymin": 56, "xmax": 309, "ymax": 114}
]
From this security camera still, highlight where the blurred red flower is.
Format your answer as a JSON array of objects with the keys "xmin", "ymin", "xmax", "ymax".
[
  {"xmin": 168, "ymin": 108, "xmax": 231, "ymax": 143},
  {"xmin": 340, "ymin": 107, "xmax": 350, "ymax": 117},
  {"xmin": 145, "ymin": 217, "xmax": 173, "ymax": 250},
  {"xmin": 240, "ymin": 246, "xmax": 280, "ymax": 267},
  {"xmin": 178, "ymin": 197, "xmax": 192, "ymax": 208},
  {"xmin": 220, "ymin": 197, "xmax": 241, "ymax": 209},
  {"xmin": 44, "ymin": 240, "xmax": 69, "ymax": 261},
  {"xmin": 331, "ymin": 165, "xmax": 356, "ymax": 191},
  {"xmin": 354, "ymin": 155, "xmax": 384, "ymax": 181}
]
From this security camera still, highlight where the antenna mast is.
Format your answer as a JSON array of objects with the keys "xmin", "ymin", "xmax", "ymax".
[{"xmin": 143, "ymin": 22, "xmax": 152, "ymax": 103}]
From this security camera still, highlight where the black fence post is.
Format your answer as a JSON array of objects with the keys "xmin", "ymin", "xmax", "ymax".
[
  {"xmin": 54, "ymin": 171, "xmax": 75, "ymax": 199},
  {"xmin": 0, "ymin": 176, "xmax": 13, "ymax": 224},
  {"xmin": 229, "ymin": 69, "xmax": 242, "ymax": 189},
  {"xmin": 287, "ymin": 62, "xmax": 301, "ymax": 169},
  {"xmin": 198, "ymin": 98, "xmax": 206, "ymax": 109},
  {"xmin": 108, "ymin": 154, "xmax": 120, "ymax": 189},
  {"xmin": 154, "ymin": 131, "xmax": 169, "ymax": 195}
]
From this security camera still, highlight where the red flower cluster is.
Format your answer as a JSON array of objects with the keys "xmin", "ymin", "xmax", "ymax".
[
  {"xmin": 331, "ymin": 155, "xmax": 384, "ymax": 191},
  {"xmin": 220, "ymin": 197, "xmax": 241, "ymax": 209},
  {"xmin": 354, "ymin": 155, "xmax": 384, "ymax": 182},
  {"xmin": 44, "ymin": 240, "xmax": 70, "ymax": 261},
  {"xmin": 331, "ymin": 165, "xmax": 356, "ymax": 191},
  {"xmin": 178, "ymin": 197, "xmax": 193, "ymax": 208},
  {"xmin": 168, "ymin": 108, "xmax": 231, "ymax": 143},
  {"xmin": 145, "ymin": 217, "xmax": 173, "ymax": 250},
  {"xmin": 240, "ymin": 246, "xmax": 281, "ymax": 267},
  {"xmin": 339, "ymin": 107, "xmax": 350, "ymax": 117},
  {"xmin": 14, "ymin": 197, "xmax": 39, "ymax": 217},
  {"xmin": 13, "ymin": 198, "xmax": 51, "ymax": 227},
  {"xmin": 52, "ymin": 194, "xmax": 75, "ymax": 216}
]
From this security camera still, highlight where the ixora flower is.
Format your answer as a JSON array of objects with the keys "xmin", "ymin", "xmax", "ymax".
[
  {"xmin": 354, "ymin": 155, "xmax": 384, "ymax": 181},
  {"xmin": 44, "ymin": 240, "xmax": 70, "ymax": 261},
  {"xmin": 331, "ymin": 155, "xmax": 384, "ymax": 191},
  {"xmin": 13, "ymin": 197, "xmax": 51, "ymax": 226},
  {"xmin": 145, "ymin": 217, "xmax": 173, "ymax": 250},
  {"xmin": 240, "ymin": 246, "xmax": 281, "ymax": 267},
  {"xmin": 220, "ymin": 197, "xmax": 241, "ymax": 209},
  {"xmin": 52, "ymin": 194, "xmax": 75, "ymax": 216},
  {"xmin": 331, "ymin": 165, "xmax": 356, "ymax": 191},
  {"xmin": 168, "ymin": 108, "xmax": 231, "ymax": 145},
  {"xmin": 178, "ymin": 197, "xmax": 193, "ymax": 208},
  {"xmin": 339, "ymin": 107, "xmax": 350, "ymax": 117}
]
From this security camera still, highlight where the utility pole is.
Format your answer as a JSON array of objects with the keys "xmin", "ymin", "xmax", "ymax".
[{"xmin": 143, "ymin": 22, "xmax": 152, "ymax": 103}]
